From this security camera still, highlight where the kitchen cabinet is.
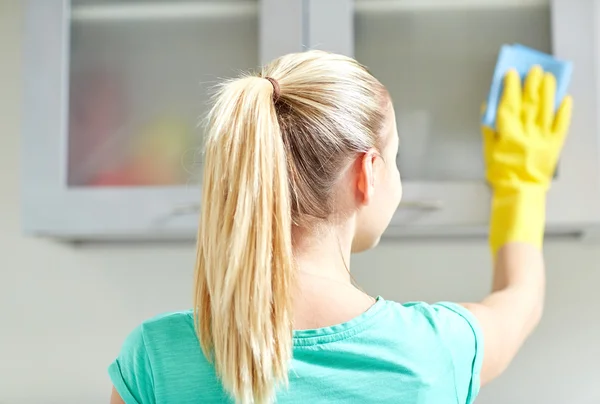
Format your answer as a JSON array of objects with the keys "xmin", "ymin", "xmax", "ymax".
[
  {"xmin": 305, "ymin": 0, "xmax": 600, "ymax": 238},
  {"xmin": 22, "ymin": 0, "xmax": 303, "ymax": 240},
  {"xmin": 22, "ymin": 0, "xmax": 600, "ymax": 241}
]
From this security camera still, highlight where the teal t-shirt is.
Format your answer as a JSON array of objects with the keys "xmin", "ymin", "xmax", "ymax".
[{"xmin": 108, "ymin": 298, "xmax": 484, "ymax": 403}]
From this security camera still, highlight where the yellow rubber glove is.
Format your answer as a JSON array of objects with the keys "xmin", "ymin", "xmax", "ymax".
[{"xmin": 483, "ymin": 66, "xmax": 573, "ymax": 256}]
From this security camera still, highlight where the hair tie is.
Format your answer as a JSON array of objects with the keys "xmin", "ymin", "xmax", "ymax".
[{"xmin": 265, "ymin": 77, "xmax": 281, "ymax": 103}]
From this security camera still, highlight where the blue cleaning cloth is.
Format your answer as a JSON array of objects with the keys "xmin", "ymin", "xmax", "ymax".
[{"xmin": 482, "ymin": 44, "xmax": 573, "ymax": 129}]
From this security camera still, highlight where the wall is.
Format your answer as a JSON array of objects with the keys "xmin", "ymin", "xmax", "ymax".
[{"xmin": 1, "ymin": 2, "xmax": 598, "ymax": 403}]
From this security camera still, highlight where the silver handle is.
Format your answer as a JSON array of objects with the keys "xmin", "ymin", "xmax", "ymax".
[
  {"xmin": 398, "ymin": 200, "xmax": 443, "ymax": 210},
  {"xmin": 169, "ymin": 204, "xmax": 200, "ymax": 216},
  {"xmin": 151, "ymin": 204, "xmax": 199, "ymax": 227}
]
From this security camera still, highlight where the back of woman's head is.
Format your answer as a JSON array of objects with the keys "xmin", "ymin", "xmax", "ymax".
[{"xmin": 193, "ymin": 50, "xmax": 390, "ymax": 403}]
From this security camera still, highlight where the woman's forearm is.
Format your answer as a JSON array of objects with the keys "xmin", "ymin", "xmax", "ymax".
[
  {"xmin": 487, "ymin": 242, "xmax": 546, "ymax": 335},
  {"xmin": 492, "ymin": 242, "xmax": 545, "ymax": 296}
]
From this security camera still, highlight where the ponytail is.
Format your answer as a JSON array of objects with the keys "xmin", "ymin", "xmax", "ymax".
[{"xmin": 194, "ymin": 76, "xmax": 294, "ymax": 403}]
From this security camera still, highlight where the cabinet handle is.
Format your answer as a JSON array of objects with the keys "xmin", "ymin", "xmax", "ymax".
[
  {"xmin": 168, "ymin": 204, "xmax": 200, "ymax": 216},
  {"xmin": 151, "ymin": 205, "xmax": 199, "ymax": 227},
  {"xmin": 398, "ymin": 200, "xmax": 443, "ymax": 210}
]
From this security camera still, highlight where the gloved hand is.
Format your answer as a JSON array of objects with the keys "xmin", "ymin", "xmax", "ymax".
[{"xmin": 482, "ymin": 66, "xmax": 573, "ymax": 256}]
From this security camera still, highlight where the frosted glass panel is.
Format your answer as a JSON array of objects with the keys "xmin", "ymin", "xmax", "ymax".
[
  {"xmin": 67, "ymin": 0, "xmax": 258, "ymax": 187},
  {"xmin": 355, "ymin": 1, "xmax": 551, "ymax": 181}
]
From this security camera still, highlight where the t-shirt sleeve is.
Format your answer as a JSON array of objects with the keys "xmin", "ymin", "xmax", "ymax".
[
  {"xmin": 432, "ymin": 302, "xmax": 485, "ymax": 404},
  {"xmin": 108, "ymin": 324, "xmax": 156, "ymax": 404}
]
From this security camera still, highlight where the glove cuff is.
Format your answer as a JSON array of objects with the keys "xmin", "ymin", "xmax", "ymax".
[{"xmin": 489, "ymin": 185, "xmax": 547, "ymax": 257}]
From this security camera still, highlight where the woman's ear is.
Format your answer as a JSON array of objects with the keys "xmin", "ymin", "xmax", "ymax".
[{"xmin": 356, "ymin": 149, "xmax": 378, "ymax": 205}]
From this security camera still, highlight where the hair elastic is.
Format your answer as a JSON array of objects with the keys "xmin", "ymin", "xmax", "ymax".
[{"xmin": 265, "ymin": 77, "xmax": 281, "ymax": 102}]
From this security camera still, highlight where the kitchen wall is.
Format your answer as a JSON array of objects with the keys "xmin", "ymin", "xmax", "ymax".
[{"xmin": 1, "ymin": 1, "xmax": 598, "ymax": 403}]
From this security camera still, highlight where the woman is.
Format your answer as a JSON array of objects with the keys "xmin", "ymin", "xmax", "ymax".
[{"xmin": 109, "ymin": 50, "xmax": 572, "ymax": 403}]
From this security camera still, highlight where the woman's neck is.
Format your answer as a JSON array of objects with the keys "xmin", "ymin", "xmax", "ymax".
[
  {"xmin": 290, "ymin": 223, "xmax": 375, "ymax": 330},
  {"xmin": 292, "ymin": 223, "xmax": 354, "ymax": 284}
]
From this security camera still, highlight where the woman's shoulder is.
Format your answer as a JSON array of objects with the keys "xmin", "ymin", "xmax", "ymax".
[
  {"xmin": 382, "ymin": 299, "xmax": 483, "ymax": 341},
  {"xmin": 140, "ymin": 309, "xmax": 195, "ymax": 330},
  {"xmin": 109, "ymin": 310, "xmax": 219, "ymax": 402},
  {"xmin": 113, "ymin": 309, "xmax": 198, "ymax": 368},
  {"xmin": 382, "ymin": 299, "xmax": 484, "ymax": 403},
  {"xmin": 110, "ymin": 309, "xmax": 204, "ymax": 380},
  {"xmin": 127, "ymin": 309, "xmax": 197, "ymax": 349},
  {"xmin": 385, "ymin": 299, "xmax": 477, "ymax": 324}
]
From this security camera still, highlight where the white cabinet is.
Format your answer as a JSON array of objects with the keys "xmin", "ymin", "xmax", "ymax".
[
  {"xmin": 22, "ymin": 0, "xmax": 304, "ymax": 240},
  {"xmin": 22, "ymin": 0, "xmax": 600, "ymax": 240},
  {"xmin": 306, "ymin": 0, "xmax": 600, "ymax": 238}
]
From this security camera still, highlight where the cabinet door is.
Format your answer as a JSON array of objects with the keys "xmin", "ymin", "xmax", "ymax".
[
  {"xmin": 306, "ymin": 0, "xmax": 600, "ymax": 236},
  {"xmin": 22, "ymin": 0, "xmax": 304, "ymax": 240}
]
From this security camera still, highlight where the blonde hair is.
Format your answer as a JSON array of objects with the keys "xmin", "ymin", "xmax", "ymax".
[{"xmin": 193, "ymin": 50, "xmax": 389, "ymax": 403}]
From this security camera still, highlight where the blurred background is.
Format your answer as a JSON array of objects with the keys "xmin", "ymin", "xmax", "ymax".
[{"xmin": 2, "ymin": 0, "xmax": 599, "ymax": 403}]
